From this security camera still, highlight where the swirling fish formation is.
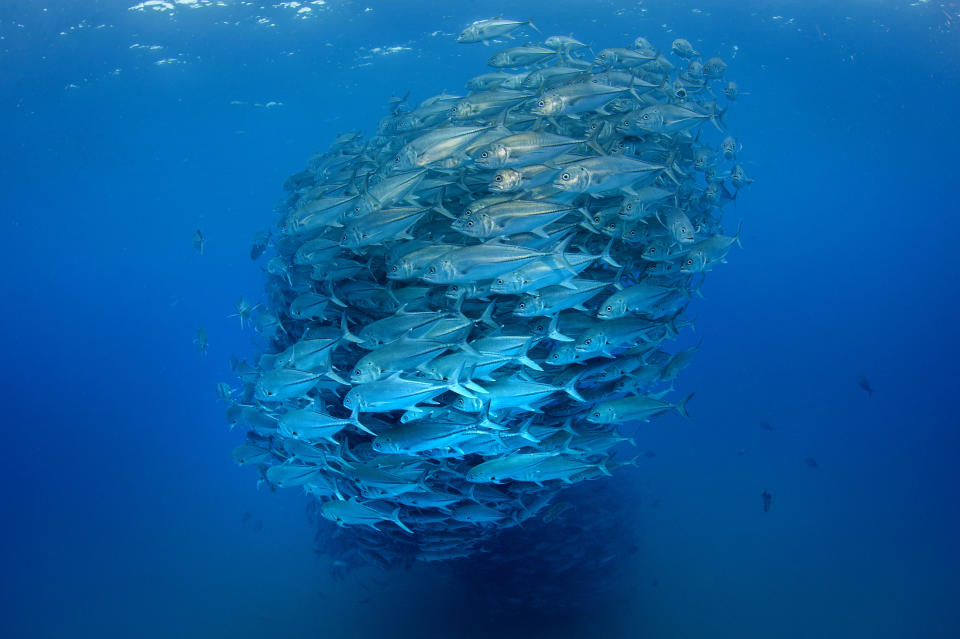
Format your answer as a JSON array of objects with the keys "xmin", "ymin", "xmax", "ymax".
[{"xmin": 228, "ymin": 25, "xmax": 747, "ymax": 567}]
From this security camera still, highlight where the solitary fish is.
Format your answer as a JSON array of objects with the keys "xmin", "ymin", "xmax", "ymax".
[
  {"xmin": 761, "ymin": 490, "xmax": 772, "ymax": 512},
  {"xmin": 857, "ymin": 374, "xmax": 874, "ymax": 398},
  {"xmin": 194, "ymin": 326, "xmax": 208, "ymax": 356},
  {"xmin": 192, "ymin": 229, "xmax": 205, "ymax": 255}
]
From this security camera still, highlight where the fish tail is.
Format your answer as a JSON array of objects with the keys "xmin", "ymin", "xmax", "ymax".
[
  {"xmin": 733, "ymin": 220, "xmax": 743, "ymax": 248},
  {"xmin": 340, "ymin": 312, "xmax": 363, "ymax": 344},
  {"xmin": 477, "ymin": 300, "xmax": 498, "ymax": 329},
  {"xmin": 561, "ymin": 372, "xmax": 585, "ymax": 402},
  {"xmin": 391, "ymin": 508, "xmax": 414, "ymax": 534},
  {"xmin": 675, "ymin": 392, "xmax": 695, "ymax": 418},
  {"xmin": 546, "ymin": 314, "xmax": 573, "ymax": 344},
  {"xmin": 710, "ymin": 102, "xmax": 728, "ymax": 132},
  {"xmin": 601, "ymin": 238, "xmax": 622, "ymax": 268},
  {"xmin": 519, "ymin": 419, "xmax": 541, "ymax": 443},
  {"xmin": 527, "ymin": 17, "xmax": 541, "ymax": 34},
  {"xmin": 596, "ymin": 459, "xmax": 613, "ymax": 477}
]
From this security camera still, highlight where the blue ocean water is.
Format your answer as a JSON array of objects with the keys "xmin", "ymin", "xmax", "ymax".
[{"xmin": 1, "ymin": 1, "xmax": 958, "ymax": 637}]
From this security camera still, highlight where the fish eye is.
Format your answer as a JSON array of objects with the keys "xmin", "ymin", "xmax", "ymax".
[
  {"xmin": 467, "ymin": 221, "xmax": 473, "ymax": 227},
  {"xmin": 626, "ymin": 204, "xmax": 633, "ymax": 210},
  {"xmin": 495, "ymin": 175, "xmax": 502, "ymax": 182},
  {"xmin": 642, "ymin": 114, "xmax": 650, "ymax": 120},
  {"xmin": 687, "ymin": 259, "xmax": 694, "ymax": 265},
  {"xmin": 606, "ymin": 305, "xmax": 612, "ymax": 311},
  {"xmin": 429, "ymin": 267, "xmax": 436, "ymax": 273},
  {"xmin": 681, "ymin": 227, "xmax": 687, "ymax": 232},
  {"xmin": 584, "ymin": 338, "xmax": 591, "ymax": 344},
  {"xmin": 561, "ymin": 173, "xmax": 570, "ymax": 180},
  {"xmin": 519, "ymin": 303, "xmax": 525, "ymax": 308},
  {"xmin": 593, "ymin": 215, "xmax": 601, "ymax": 223},
  {"xmin": 394, "ymin": 156, "xmax": 400, "ymax": 163},
  {"xmin": 481, "ymin": 151, "xmax": 488, "ymax": 158},
  {"xmin": 497, "ymin": 279, "xmax": 503, "ymax": 284},
  {"xmin": 538, "ymin": 100, "xmax": 545, "ymax": 107}
]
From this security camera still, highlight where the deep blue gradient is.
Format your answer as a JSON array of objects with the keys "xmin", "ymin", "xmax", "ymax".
[{"xmin": 1, "ymin": 1, "xmax": 958, "ymax": 637}]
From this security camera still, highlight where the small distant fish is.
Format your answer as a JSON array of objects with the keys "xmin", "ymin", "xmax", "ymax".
[
  {"xmin": 253, "ymin": 520, "xmax": 263, "ymax": 532},
  {"xmin": 761, "ymin": 490, "xmax": 772, "ymax": 512},
  {"xmin": 193, "ymin": 229, "xmax": 205, "ymax": 255},
  {"xmin": 250, "ymin": 230, "xmax": 270, "ymax": 261},
  {"xmin": 194, "ymin": 326, "xmax": 208, "ymax": 356},
  {"xmin": 737, "ymin": 449, "xmax": 745, "ymax": 456},
  {"xmin": 644, "ymin": 450, "xmax": 656, "ymax": 458},
  {"xmin": 241, "ymin": 511, "xmax": 252, "ymax": 524},
  {"xmin": 857, "ymin": 374, "xmax": 874, "ymax": 398},
  {"xmin": 216, "ymin": 382, "xmax": 233, "ymax": 401},
  {"xmin": 759, "ymin": 421, "xmax": 774, "ymax": 431},
  {"xmin": 804, "ymin": 457, "xmax": 819, "ymax": 469}
]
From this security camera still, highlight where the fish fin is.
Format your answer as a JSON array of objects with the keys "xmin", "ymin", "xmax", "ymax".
[
  {"xmin": 561, "ymin": 371, "xmax": 585, "ymax": 402},
  {"xmin": 546, "ymin": 314, "xmax": 573, "ymax": 343},
  {"xmin": 676, "ymin": 392, "xmax": 694, "ymax": 418},
  {"xmin": 352, "ymin": 419, "xmax": 378, "ymax": 437},
  {"xmin": 601, "ymin": 238, "xmax": 622, "ymax": 267},
  {"xmin": 476, "ymin": 300, "xmax": 498, "ymax": 329},
  {"xmin": 465, "ymin": 380, "xmax": 487, "ymax": 395},
  {"xmin": 325, "ymin": 370, "xmax": 350, "ymax": 386},
  {"xmin": 340, "ymin": 312, "xmax": 364, "ymax": 344},
  {"xmin": 518, "ymin": 419, "xmax": 541, "ymax": 443}
]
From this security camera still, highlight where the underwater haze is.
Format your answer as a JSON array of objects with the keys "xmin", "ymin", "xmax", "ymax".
[{"xmin": 1, "ymin": 1, "xmax": 958, "ymax": 638}]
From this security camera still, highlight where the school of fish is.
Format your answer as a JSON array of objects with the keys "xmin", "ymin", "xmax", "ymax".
[{"xmin": 226, "ymin": 20, "xmax": 747, "ymax": 567}]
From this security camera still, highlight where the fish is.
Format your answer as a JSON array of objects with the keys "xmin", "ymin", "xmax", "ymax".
[
  {"xmin": 457, "ymin": 17, "xmax": 538, "ymax": 45},
  {"xmin": 194, "ymin": 326, "xmax": 208, "ymax": 356},
  {"xmin": 586, "ymin": 393, "xmax": 693, "ymax": 424},
  {"xmin": 250, "ymin": 231, "xmax": 270, "ymax": 260},
  {"xmin": 193, "ymin": 229, "xmax": 205, "ymax": 255},
  {"xmin": 857, "ymin": 374, "xmax": 874, "ymax": 398},
  {"xmin": 761, "ymin": 490, "xmax": 772, "ymax": 513},
  {"xmin": 227, "ymin": 28, "xmax": 746, "ymax": 568},
  {"xmin": 320, "ymin": 498, "xmax": 413, "ymax": 534}
]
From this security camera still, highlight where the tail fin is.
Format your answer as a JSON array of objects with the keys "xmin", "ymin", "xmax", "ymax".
[
  {"xmin": 476, "ymin": 300, "xmax": 498, "ymax": 329},
  {"xmin": 675, "ymin": 392, "xmax": 694, "ymax": 418},
  {"xmin": 340, "ymin": 312, "xmax": 363, "ymax": 344},
  {"xmin": 561, "ymin": 371, "xmax": 585, "ymax": 402},
  {"xmin": 546, "ymin": 314, "xmax": 573, "ymax": 343},
  {"xmin": 391, "ymin": 508, "xmax": 414, "ymax": 534},
  {"xmin": 517, "ymin": 337, "xmax": 545, "ymax": 370},
  {"xmin": 448, "ymin": 362, "xmax": 479, "ymax": 398},
  {"xmin": 710, "ymin": 102, "xmax": 728, "ymax": 132},
  {"xmin": 601, "ymin": 238, "xmax": 622, "ymax": 268}
]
